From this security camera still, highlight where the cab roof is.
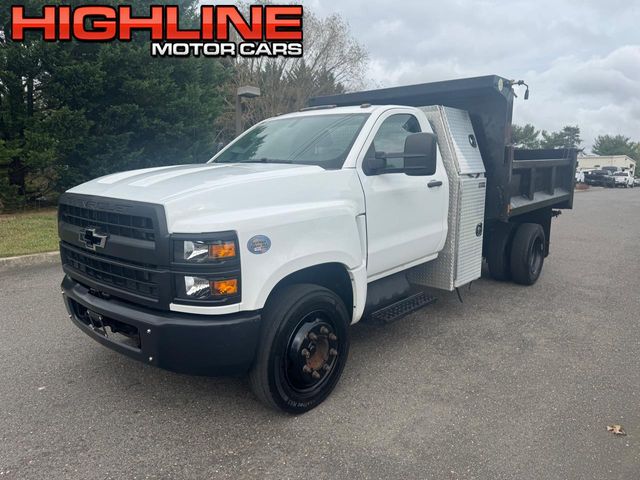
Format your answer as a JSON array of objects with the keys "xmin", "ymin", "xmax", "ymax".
[{"xmin": 273, "ymin": 104, "xmax": 398, "ymax": 120}]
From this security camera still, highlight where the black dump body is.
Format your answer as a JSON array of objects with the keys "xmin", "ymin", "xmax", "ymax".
[{"xmin": 310, "ymin": 75, "xmax": 577, "ymax": 222}]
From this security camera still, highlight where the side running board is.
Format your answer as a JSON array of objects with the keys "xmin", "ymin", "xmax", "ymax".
[{"xmin": 368, "ymin": 291, "xmax": 437, "ymax": 325}]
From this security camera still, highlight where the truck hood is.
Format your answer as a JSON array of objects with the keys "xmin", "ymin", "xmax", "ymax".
[
  {"xmin": 69, "ymin": 163, "xmax": 323, "ymax": 202},
  {"xmin": 67, "ymin": 163, "xmax": 365, "ymax": 233}
]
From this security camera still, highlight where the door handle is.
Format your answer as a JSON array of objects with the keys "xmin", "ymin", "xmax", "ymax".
[{"xmin": 427, "ymin": 180, "xmax": 443, "ymax": 188}]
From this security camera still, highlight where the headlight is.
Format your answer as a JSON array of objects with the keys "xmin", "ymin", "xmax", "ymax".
[
  {"xmin": 172, "ymin": 232, "xmax": 241, "ymax": 305},
  {"xmin": 174, "ymin": 235, "xmax": 238, "ymax": 264},
  {"xmin": 183, "ymin": 240, "xmax": 236, "ymax": 262},
  {"xmin": 183, "ymin": 275, "xmax": 239, "ymax": 299}
]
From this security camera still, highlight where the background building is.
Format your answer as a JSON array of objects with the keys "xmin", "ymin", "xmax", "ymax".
[{"xmin": 577, "ymin": 155, "xmax": 636, "ymax": 175}]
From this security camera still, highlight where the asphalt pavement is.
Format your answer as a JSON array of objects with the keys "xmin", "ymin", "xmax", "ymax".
[{"xmin": 0, "ymin": 187, "xmax": 639, "ymax": 479}]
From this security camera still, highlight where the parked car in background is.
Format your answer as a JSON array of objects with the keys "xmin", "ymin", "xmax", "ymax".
[
  {"xmin": 601, "ymin": 166, "xmax": 621, "ymax": 175},
  {"xmin": 611, "ymin": 171, "xmax": 635, "ymax": 187},
  {"xmin": 602, "ymin": 175, "xmax": 616, "ymax": 188},
  {"xmin": 635, "ymin": 177, "xmax": 640, "ymax": 187},
  {"xmin": 584, "ymin": 170, "xmax": 612, "ymax": 187}
]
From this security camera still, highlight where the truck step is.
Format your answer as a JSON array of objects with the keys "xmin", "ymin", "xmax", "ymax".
[{"xmin": 368, "ymin": 291, "xmax": 437, "ymax": 325}]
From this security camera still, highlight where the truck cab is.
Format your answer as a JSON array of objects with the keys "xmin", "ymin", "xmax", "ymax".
[{"xmin": 59, "ymin": 75, "xmax": 577, "ymax": 413}]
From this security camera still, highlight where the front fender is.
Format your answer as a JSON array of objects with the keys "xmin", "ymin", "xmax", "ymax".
[{"xmin": 241, "ymin": 208, "xmax": 366, "ymax": 312}]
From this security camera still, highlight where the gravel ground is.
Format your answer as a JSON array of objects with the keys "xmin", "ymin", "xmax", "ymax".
[{"xmin": 0, "ymin": 187, "xmax": 638, "ymax": 479}]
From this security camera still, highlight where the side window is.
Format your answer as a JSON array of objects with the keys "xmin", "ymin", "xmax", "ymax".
[{"xmin": 366, "ymin": 114, "xmax": 421, "ymax": 169}]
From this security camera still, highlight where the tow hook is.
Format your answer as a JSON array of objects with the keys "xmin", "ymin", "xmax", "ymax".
[{"xmin": 87, "ymin": 310, "xmax": 108, "ymax": 337}]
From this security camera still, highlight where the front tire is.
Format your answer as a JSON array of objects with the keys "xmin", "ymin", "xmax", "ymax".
[
  {"xmin": 510, "ymin": 223, "xmax": 546, "ymax": 285},
  {"xmin": 249, "ymin": 284, "xmax": 350, "ymax": 413}
]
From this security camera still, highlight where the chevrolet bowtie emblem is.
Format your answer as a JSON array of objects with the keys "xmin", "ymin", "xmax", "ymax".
[{"xmin": 80, "ymin": 228, "xmax": 108, "ymax": 251}]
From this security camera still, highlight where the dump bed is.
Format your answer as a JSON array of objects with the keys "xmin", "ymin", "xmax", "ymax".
[{"xmin": 310, "ymin": 75, "xmax": 577, "ymax": 222}]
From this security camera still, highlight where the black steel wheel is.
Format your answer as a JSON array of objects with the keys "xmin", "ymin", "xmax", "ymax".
[
  {"xmin": 509, "ymin": 223, "xmax": 545, "ymax": 285},
  {"xmin": 249, "ymin": 284, "xmax": 350, "ymax": 413}
]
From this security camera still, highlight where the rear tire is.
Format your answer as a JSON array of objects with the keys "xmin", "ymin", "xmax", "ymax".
[
  {"xmin": 486, "ymin": 222, "xmax": 515, "ymax": 281},
  {"xmin": 249, "ymin": 284, "xmax": 350, "ymax": 414},
  {"xmin": 510, "ymin": 223, "xmax": 545, "ymax": 285}
]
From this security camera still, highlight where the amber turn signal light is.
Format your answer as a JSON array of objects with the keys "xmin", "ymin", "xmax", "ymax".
[
  {"xmin": 210, "ymin": 279, "xmax": 238, "ymax": 296},
  {"xmin": 208, "ymin": 241, "xmax": 236, "ymax": 259}
]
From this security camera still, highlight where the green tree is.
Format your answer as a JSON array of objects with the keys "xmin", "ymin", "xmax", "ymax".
[
  {"xmin": 540, "ymin": 125, "xmax": 582, "ymax": 150},
  {"xmin": 0, "ymin": 0, "xmax": 49, "ymax": 208},
  {"xmin": 511, "ymin": 124, "xmax": 540, "ymax": 149},
  {"xmin": 592, "ymin": 134, "xmax": 638, "ymax": 160},
  {"xmin": 0, "ymin": 0, "xmax": 228, "ymax": 210},
  {"xmin": 0, "ymin": 1, "xmax": 367, "ymax": 210}
]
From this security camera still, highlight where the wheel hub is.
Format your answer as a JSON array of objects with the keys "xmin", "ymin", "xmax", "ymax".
[{"xmin": 287, "ymin": 315, "xmax": 339, "ymax": 389}]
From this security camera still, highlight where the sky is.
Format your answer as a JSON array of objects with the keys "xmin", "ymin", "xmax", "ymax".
[{"xmin": 307, "ymin": 0, "xmax": 640, "ymax": 151}]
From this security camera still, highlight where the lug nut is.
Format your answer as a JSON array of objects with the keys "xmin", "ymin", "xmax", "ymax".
[
  {"xmin": 308, "ymin": 332, "xmax": 318, "ymax": 341},
  {"xmin": 329, "ymin": 348, "xmax": 338, "ymax": 357},
  {"xmin": 320, "ymin": 326, "xmax": 329, "ymax": 335},
  {"xmin": 311, "ymin": 371, "xmax": 321, "ymax": 379},
  {"xmin": 328, "ymin": 333, "xmax": 337, "ymax": 341},
  {"xmin": 303, "ymin": 365, "xmax": 312, "ymax": 374},
  {"xmin": 322, "ymin": 364, "xmax": 331, "ymax": 371},
  {"xmin": 301, "ymin": 348, "xmax": 310, "ymax": 359}
]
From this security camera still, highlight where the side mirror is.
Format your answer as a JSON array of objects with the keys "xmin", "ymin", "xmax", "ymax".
[{"xmin": 403, "ymin": 132, "xmax": 438, "ymax": 176}]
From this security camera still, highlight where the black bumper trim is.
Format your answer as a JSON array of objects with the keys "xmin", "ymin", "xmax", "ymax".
[{"xmin": 62, "ymin": 275, "xmax": 261, "ymax": 376}]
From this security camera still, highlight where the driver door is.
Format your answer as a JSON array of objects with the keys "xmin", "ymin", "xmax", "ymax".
[{"xmin": 357, "ymin": 109, "xmax": 448, "ymax": 279}]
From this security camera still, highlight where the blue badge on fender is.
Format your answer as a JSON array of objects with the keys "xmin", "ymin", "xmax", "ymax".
[{"xmin": 247, "ymin": 235, "xmax": 271, "ymax": 254}]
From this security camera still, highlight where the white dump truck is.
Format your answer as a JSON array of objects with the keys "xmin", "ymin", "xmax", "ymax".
[{"xmin": 59, "ymin": 75, "xmax": 577, "ymax": 412}]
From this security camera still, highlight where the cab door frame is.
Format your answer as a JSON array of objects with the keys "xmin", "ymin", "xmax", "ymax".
[{"xmin": 353, "ymin": 107, "xmax": 449, "ymax": 281}]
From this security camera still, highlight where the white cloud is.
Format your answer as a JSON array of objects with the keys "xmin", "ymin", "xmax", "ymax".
[
  {"xmin": 516, "ymin": 46, "xmax": 640, "ymax": 150},
  {"xmin": 309, "ymin": 0, "xmax": 640, "ymax": 149}
]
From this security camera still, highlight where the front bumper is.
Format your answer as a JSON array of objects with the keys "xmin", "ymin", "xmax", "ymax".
[{"xmin": 61, "ymin": 275, "xmax": 261, "ymax": 376}]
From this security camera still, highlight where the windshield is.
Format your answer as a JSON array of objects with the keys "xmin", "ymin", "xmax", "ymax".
[{"xmin": 212, "ymin": 113, "xmax": 370, "ymax": 169}]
